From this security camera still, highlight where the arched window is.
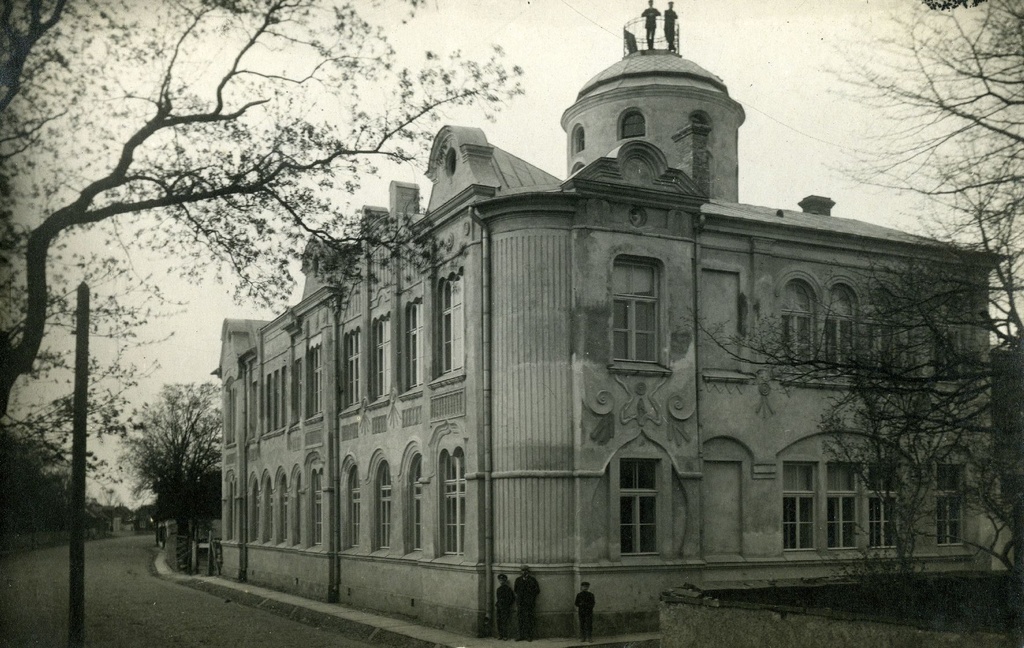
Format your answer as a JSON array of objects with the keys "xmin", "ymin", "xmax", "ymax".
[
  {"xmin": 277, "ymin": 474, "xmax": 288, "ymax": 544},
  {"xmin": 225, "ymin": 476, "xmax": 235, "ymax": 541},
  {"xmin": 825, "ymin": 286, "xmax": 855, "ymax": 363},
  {"xmin": 620, "ymin": 110, "xmax": 646, "ymax": 139},
  {"xmin": 572, "ymin": 124, "xmax": 586, "ymax": 154},
  {"xmin": 376, "ymin": 462, "xmax": 392, "ymax": 549},
  {"xmin": 262, "ymin": 475, "xmax": 273, "ymax": 542},
  {"xmin": 311, "ymin": 468, "xmax": 323, "ymax": 546},
  {"xmin": 292, "ymin": 472, "xmax": 302, "ymax": 546},
  {"xmin": 437, "ymin": 274, "xmax": 464, "ymax": 375},
  {"xmin": 409, "ymin": 455, "xmax": 423, "ymax": 551},
  {"xmin": 348, "ymin": 468, "xmax": 361, "ymax": 548},
  {"xmin": 782, "ymin": 281, "xmax": 814, "ymax": 360},
  {"xmin": 249, "ymin": 477, "xmax": 259, "ymax": 541},
  {"xmin": 441, "ymin": 449, "xmax": 466, "ymax": 555}
]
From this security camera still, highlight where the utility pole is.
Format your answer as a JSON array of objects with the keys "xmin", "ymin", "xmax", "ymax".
[{"xmin": 69, "ymin": 283, "xmax": 89, "ymax": 648}]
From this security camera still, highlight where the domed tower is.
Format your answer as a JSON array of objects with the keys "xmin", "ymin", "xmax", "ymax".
[{"xmin": 561, "ymin": 20, "xmax": 745, "ymax": 201}]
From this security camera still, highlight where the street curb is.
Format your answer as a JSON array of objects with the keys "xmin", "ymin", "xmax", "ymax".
[{"xmin": 151, "ymin": 546, "xmax": 660, "ymax": 648}]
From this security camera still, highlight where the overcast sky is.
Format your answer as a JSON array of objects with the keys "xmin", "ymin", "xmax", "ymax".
[{"xmin": 86, "ymin": 0, "xmax": 944, "ymax": 502}]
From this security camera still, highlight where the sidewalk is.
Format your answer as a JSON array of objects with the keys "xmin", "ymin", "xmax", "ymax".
[{"xmin": 152, "ymin": 548, "xmax": 660, "ymax": 648}]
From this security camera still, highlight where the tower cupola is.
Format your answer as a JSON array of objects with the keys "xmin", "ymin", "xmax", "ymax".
[{"xmin": 561, "ymin": 12, "xmax": 745, "ymax": 201}]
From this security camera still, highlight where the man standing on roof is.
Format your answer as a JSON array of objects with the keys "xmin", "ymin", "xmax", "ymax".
[
  {"xmin": 664, "ymin": 2, "xmax": 678, "ymax": 52},
  {"xmin": 642, "ymin": 0, "xmax": 660, "ymax": 50}
]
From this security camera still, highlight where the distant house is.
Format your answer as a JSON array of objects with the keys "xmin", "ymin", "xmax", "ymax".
[{"xmin": 217, "ymin": 24, "xmax": 992, "ymax": 638}]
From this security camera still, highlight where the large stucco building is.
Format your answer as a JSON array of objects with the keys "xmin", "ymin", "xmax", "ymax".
[{"xmin": 217, "ymin": 25, "xmax": 989, "ymax": 638}]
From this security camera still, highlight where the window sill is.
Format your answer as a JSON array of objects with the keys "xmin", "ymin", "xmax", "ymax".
[
  {"xmin": 608, "ymin": 361, "xmax": 671, "ymax": 377},
  {"xmin": 430, "ymin": 372, "xmax": 466, "ymax": 389},
  {"xmin": 400, "ymin": 388, "xmax": 424, "ymax": 401},
  {"xmin": 701, "ymin": 369, "xmax": 752, "ymax": 384},
  {"xmin": 304, "ymin": 413, "xmax": 324, "ymax": 425}
]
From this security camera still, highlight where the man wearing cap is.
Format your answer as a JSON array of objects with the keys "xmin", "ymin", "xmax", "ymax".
[
  {"xmin": 641, "ymin": 0, "xmax": 660, "ymax": 50},
  {"xmin": 664, "ymin": 2, "xmax": 678, "ymax": 52},
  {"xmin": 495, "ymin": 573, "xmax": 515, "ymax": 640},
  {"xmin": 574, "ymin": 581, "xmax": 596, "ymax": 643},
  {"xmin": 514, "ymin": 566, "xmax": 540, "ymax": 641}
]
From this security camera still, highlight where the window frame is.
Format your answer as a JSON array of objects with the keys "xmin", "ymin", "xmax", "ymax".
[
  {"xmin": 343, "ymin": 329, "xmax": 361, "ymax": 407},
  {"xmin": 826, "ymin": 463, "xmax": 857, "ymax": 549},
  {"xmin": 782, "ymin": 462, "xmax": 816, "ymax": 550},
  {"xmin": 277, "ymin": 473, "xmax": 288, "ymax": 544},
  {"xmin": 437, "ymin": 273, "xmax": 464, "ymax": 376},
  {"xmin": 409, "ymin": 454, "xmax": 423, "ymax": 552},
  {"xmin": 404, "ymin": 301, "xmax": 423, "ymax": 390},
  {"xmin": 441, "ymin": 449, "xmax": 466, "ymax": 555},
  {"xmin": 824, "ymin": 286, "xmax": 856, "ymax": 365},
  {"xmin": 311, "ymin": 468, "xmax": 324, "ymax": 546},
  {"xmin": 619, "ymin": 458, "xmax": 658, "ymax": 555},
  {"xmin": 620, "ymin": 110, "xmax": 646, "ymax": 139},
  {"xmin": 612, "ymin": 259, "xmax": 659, "ymax": 363},
  {"xmin": 781, "ymin": 281, "xmax": 814, "ymax": 361},
  {"xmin": 306, "ymin": 342, "xmax": 323, "ymax": 417},
  {"xmin": 935, "ymin": 463, "xmax": 963, "ymax": 546},
  {"xmin": 348, "ymin": 468, "xmax": 361, "ymax": 548},
  {"xmin": 867, "ymin": 466, "xmax": 896, "ymax": 549},
  {"xmin": 371, "ymin": 316, "xmax": 391, "ymax": 401},
  {"xmin": 376, "ymin": 462, "xmax": 392, "ymax": 550},
  {"xmin": 572, "ymin": 124, "xmax": 586, "ymax": 153}
]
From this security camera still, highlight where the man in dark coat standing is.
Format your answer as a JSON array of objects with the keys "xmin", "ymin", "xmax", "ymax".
[
  {"xmin": 495, "ymin": 573, "xmax": 515, "ymax": 640},
  {"xmin": 641, "ymin": 0, "xmax": 660, "ymax": 50},
  {"xmin": 574, "ymin": 581, "xmax": 596, "ymax": 643},
  {"xmin": 514, "ymin": 565, "xmax": 540, "ymax": 641}
]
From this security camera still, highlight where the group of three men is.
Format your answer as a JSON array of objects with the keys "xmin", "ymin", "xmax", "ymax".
[
  {"xmin": 494, "ymin": 566, "xmax": 596, "ymax": 642},
  {"xmin": 642, "ymin": 0, "xmax": 678, "ymax": 52}
]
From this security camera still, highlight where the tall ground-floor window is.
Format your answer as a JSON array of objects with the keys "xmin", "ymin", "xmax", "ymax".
[
  {"xmin": 410, "ymin": 455, "xmax": 423, "ymax": 551},
  {"xmin": 936, "ymin": 463, "xmax": 963, "ymax": 545},
  {"xmin": 293, "ymin": 473, "xmax": 302, "ymax": 546},
  {"xmin": 348, "ymin": 468, "xmax": 361, "ymax": 548},
  {"xmin": 826, "ymin": 463, "xmax": 856, "ymax": 549},
  {"xmin": 782, "ymin": 463, "xmax": 815, "ymax": 550},
  {"xmin": 619, "ymin": 459, "xmax": 657, "ymax": 554},
  {"xmin": 377, "ymin": 463, "xmax": 392, "ymax": 549},
  {"xmin": 312, "ymin": 468, "xmax": 323, "ymax": 546},
  {"xmin": 442, "ymin": 449, "xmax": 466, "ymax": 555}
]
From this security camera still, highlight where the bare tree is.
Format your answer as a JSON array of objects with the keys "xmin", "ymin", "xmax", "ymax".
[
  {"xmin": 840, "ymin": 0, "xmax": 1022, "ymax": 598},
  {"xmin": 122, "ymin": 382, "xmax": 221, "ymax": 531},
  {"xmin": 0, "ymin": 0, "xmax": 524, "ymax": 418}
]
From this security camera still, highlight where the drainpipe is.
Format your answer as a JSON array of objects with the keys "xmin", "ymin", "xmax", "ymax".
[
  {"xmin": 471, "ymin": 206, "xmax": 495, "ymax": 635},
  {"xmin": 692, "ymin": 210, "xmax": 705, "ymax": 558},
  {"xmin": 328, "ymin": 304, "xmax": 341, "ymax": 602},
  {"xmin": 239, "ymin": 359, "xmax": 249, "ymax": 582}
]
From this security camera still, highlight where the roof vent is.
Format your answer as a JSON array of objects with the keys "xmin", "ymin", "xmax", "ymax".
[{"xmin": 798, "ymin": 195, "xmax": 835, "ymax": 216}]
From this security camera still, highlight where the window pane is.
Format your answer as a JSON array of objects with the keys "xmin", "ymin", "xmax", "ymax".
[
  {"xmin": 827, "ymin": 464, "xmax": 855, "ymax": 491},
  {"xmin": 639, "ymin": 523, "xmax": 656, "ymax": 553},
  {"xmin": 620, "ymin": 494, "xmax": 634, "ymax": 523},
  {"xmin": 637, "ymin": 461, "xmax": 656, "ymax": 489},
  {"xmin": 634, "ymin": 332, "xmax": 655, "ymax": 362},
  {"xmin": 613, "ymin": 265, "xmax": 630, "ymax": 295},
  {"xmin": 638, "ymin": 495, "xmax": 656, "ymax": 523},
  {"xmin": 631, "ymin": 265, "xmax": 655, "ymax": 296},
  {"xmin": 613, "ymin": 331, "xmax": 629, "ymax": 360},
  {"xmin": 613, "ymin": 300, "xmax": 629, "ymax": 329},
  {"xmin": 635, "ymin": 302, "xmax": 656, "ymax": 332}
]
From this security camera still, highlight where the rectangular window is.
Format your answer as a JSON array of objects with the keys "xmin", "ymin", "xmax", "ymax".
[
  {"xmin": 824, "ymin": 317, "xmax": 854, "ymax": 364},
  {"xmin": 405, "ymin": 303, "xmax": 423, "ymax": 389},
  {"xmin": 619, "ymin": 459, "xmax": 657, "ymax": 554},
  {"xmin": 225, "ymin": 387, "xmax": 236, "ymax": 445},
  {"xmin": 868, "ymin": 465, "xmax": 896, "ymax": 548},
  {"xmin": 307, "ymin": 343, "xmax": 323, "ymax": 416},
  {"xmin": 291, "ymin": 358, "xmax": 302, "ymax": 425},
  {"xmin": 782, "ymin": 463, "xmax": 815, "ymax": 550},
  {"xmin": 438, "ymin": 276, "xmax": 464, "ymax": 375},
  {"xmin": 826, "ymin": 463, "xmax": 856, "ymax": 548},
  {"xmin": 377, "ymin": 468, "xmax": 392, "ymax": 550},
  {"xmin": 613, "ymin": 261, "xmax": 658, "ymax": 362},
  {"xmin": 344, "ymin": 331, "xmax": 360, "ymax": 406},
  {"xmin": 371, "ymin": 317, "xmax": 391, "ymax": 400},
  {"xmin": 443, "ymin": 451, "xmax": 466, "ymax": 555},
  {"xmin": 936, "ymin": 464, "xmax": 963, "ymax": 545}
]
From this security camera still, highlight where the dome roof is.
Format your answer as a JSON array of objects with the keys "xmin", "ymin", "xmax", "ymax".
[{"xmin": 577, "ymin": 52, "xmax": 728, "ymax": 100}]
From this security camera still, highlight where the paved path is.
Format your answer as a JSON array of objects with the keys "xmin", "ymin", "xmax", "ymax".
[
  {"xmin": 1, "ymin": 534, "xmax": 660, "ymax": 648},
  {"xmin": 0, "ymin": 534, "xmax": 375, "ymax": 648}
]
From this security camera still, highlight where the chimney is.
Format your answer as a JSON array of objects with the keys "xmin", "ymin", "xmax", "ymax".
[
  {"xmin": 390, "ymin": 181, "xmax": 420, "ymax": 221},
  {"xmin": 798, "ymin": 195, "xmax": 835, "ymax": 216}
]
